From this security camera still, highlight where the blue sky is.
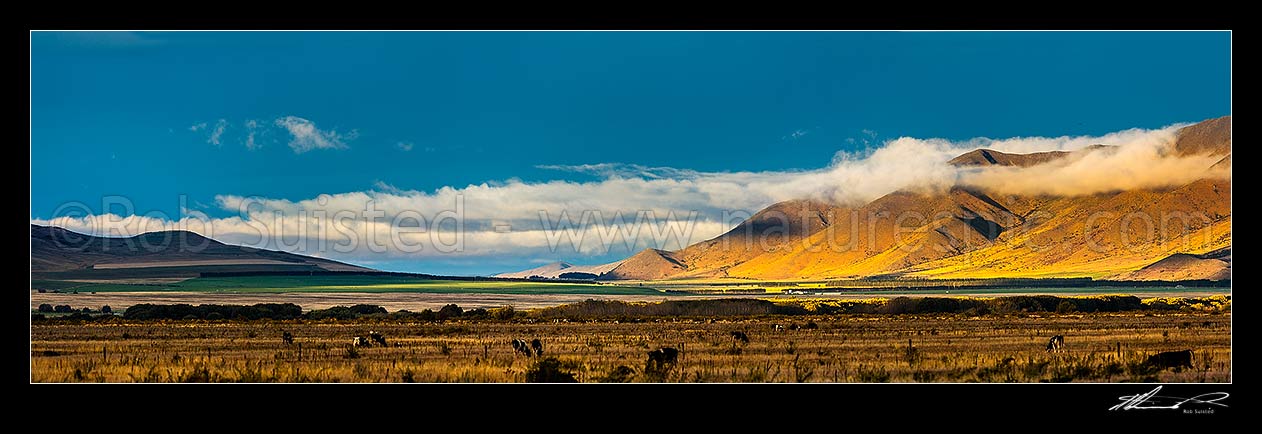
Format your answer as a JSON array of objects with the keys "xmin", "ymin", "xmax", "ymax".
[{"xmin": 30, "ymin": 31, "xmax": 1231, "ymax": 275}]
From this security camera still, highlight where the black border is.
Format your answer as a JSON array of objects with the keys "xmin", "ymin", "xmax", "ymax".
[{"xmin": 26, "ymin": 14, "xmax": 1234, "ymax": 423}]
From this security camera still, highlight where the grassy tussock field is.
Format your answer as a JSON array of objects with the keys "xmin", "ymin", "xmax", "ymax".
[{"xmin": 31, "ymin": 306, "xmax": 1230, "ymax": 383}]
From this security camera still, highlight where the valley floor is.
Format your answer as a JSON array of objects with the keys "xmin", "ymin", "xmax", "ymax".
[
  {"xmin": 30, "ymin": 287, "xmax": 1233, "ymax": 313},
  {"xmin": 31, "ymin": 312, "xmax": 1230, "ymax": 383}
]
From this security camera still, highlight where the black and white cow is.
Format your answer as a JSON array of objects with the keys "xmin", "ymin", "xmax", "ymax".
[
  {"xmin": 281, "ymin": 331, "xmax": 294, "ymax": 345},
  {"xmin": 731, "ymin": 331, "xmax": 750, "ymax": 344},
  {"xmin": 1046, "ymin": 335, "xmax": 1065, "ymax": 353},
  {"xmin": 530, "ymin": 338, "xmax": 544, "ymax": 357},
  {"xmin": 511, "ymin": 338, "xmax": 533, "ymax": 356},
  {"xmin": 368, "ymin": 330, "xmax": 388, "ymax": 347}
]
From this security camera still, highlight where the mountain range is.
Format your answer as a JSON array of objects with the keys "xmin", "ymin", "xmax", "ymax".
[{"xmin": 506, "ymin": 116, "xmax": 1231, "ymax": 281}]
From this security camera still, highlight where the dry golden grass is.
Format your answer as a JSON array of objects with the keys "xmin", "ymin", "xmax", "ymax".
[{"xmin": 31, "ymin": 312, "xmax": 1229, "ymax": 383}]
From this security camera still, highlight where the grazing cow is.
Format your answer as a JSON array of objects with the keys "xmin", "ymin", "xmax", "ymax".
[
  {"xmin": 352, "ymin": 336, "xmax": 372, "ymax": 347},
  {"xmin": 1046, "ymin": 335, "xmax": 1065, "ymax": 353},
  {"xmin": 773, "ymin": 324, "xmax": 785, "ymax": 332},
  {"xmin": 368, "ymin": 330, "xmax": 388, "ymax": 347},
  {"xmin": 281, "ymin": 331, "xmax": 294, "ymax": 345},
  {"xmin": 530, "ymin": 338, "xmax": 544, "ymax": 357},
  {"xmin": 730, "ymin": 331, "xmax": 750, "ymax": 344},
  {"xmin": 511, "ymin": 339, "xmax": 533, "ymax": 356},
  {"xmin": 1145, "ymin": 350, "xmax": 1194, "ymax": 371},
  {"xmin": 646, "ymin": 347, "xmax": 680, "ymax": 372}
]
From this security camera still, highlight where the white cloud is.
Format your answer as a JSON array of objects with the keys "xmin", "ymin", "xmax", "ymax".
[
  {"xmin": 244, "ymin": 119, "xmax": 261, "ymax": 150},
  {"xmin": 189, "ymin": 122, "xmax": 207, "ymax": 132},
  {"xmin": 208, "ymin": 119, "xmax": 227, "ymax": 146},
  {"xmin": 397, "ymin": 141, "xmax": 414, "ymax": 152},
  {"xmin": 274, "ymin": 116, "xmax": 351, "ymax": 154},
  {"xmin": 35, "ymin": 122, "xmax": 1226, "ymax": 264}
]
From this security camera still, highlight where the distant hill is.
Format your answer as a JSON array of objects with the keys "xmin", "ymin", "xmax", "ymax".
[
  {"xmin": 31, "ymin": 225, "xmax": 369, "ymax": 281},
  {"xmin": 1120, "ymin": 248, "xmax": 1231, "ymax": 281},
  {"xmin": 494, "ymin": 260, "xmax": 622, "ymax": 279},
  {"xmin": 600, "ymin": 116, "xmax": 1231, "ymax": 282},
  {"xmin": 600, "ymin": 249, "xmax": 687, "ymax": 281},
  {"xmin": 947, "ymin": 144, "xmax": 1114, "ymax": 168}
]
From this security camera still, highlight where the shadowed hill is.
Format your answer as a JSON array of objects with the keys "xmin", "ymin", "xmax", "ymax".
[{"xmin": 31, "ymin": 225, "xmax": 369, "ymax": 279}]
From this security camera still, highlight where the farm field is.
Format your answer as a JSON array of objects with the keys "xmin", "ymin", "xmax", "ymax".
[{"xmin": 31, "ymin": 312, "xmax": 1230, "ymax": 383}]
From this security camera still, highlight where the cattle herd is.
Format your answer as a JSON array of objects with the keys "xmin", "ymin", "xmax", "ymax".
[
  {"xmin": 347, "ymin": 330, "xmax": 390, "ymax": 348},
  {"xmin": 271, "ymin": 328, "xmax": 1199, "ymax": 379}
]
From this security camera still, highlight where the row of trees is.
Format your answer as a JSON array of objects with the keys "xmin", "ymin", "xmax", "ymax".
[
  {"xmin": 36, "ymin": 304, "xmax": 112, "ymax": 314},
  {"xmin": 37, "ymin": 302, "xmax": 501, "ymax": 321}
]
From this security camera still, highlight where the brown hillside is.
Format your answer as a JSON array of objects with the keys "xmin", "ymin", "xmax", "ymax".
[
  {"xmin": 1174, "ymin": 115, "xmax": 1231, "ymax": 157},
  {"xmin": 724, "ymin": 187, "xmax": 1027, "ymax": 279},
  {"xmin": 949, "ymin": 149, "xmax": 1072, "ymax": 167},
  {"xmin": 947, "ymin": 145, "xmax": 1113, "ymax": 168},
  {"xmin": 600, "ymin": 249, "xmax": 688, "ymax": 280},
  {"xmin": 593, "ymin": 116, "xmax": 1231, "ymax": 281},
  {"xmin": 1120, "ymin": 248, "xmax": 1230, "ymax": 281},
  {"xmin": 672, "ymin": 199, "xmax": 849, "ymax": 278}
]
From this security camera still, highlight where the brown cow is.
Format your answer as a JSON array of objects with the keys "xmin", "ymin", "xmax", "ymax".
[{"xmin": 646, "ymin": 347, "xmax": 680, "ymax": 373}]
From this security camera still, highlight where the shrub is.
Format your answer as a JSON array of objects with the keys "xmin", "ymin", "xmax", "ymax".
[
  {"xmin": 123, "ymin": 303, "xmax": 303, "ymax": 320},
  {"xmin": 489, "ymin": 306, "xmax": 516, "ymax": 320},
  {"xmin": 598, "ymin": 365, "xmax": 636, "ymax": 383},
  {"xmin": 54, "ymin": 305, "xmax": 73, "ymax": 313},
  {"xmin": 37, "ymin": 304, "xmax": 53, "ymax": 313},
  {"xmin": 437, "ymin": 304, "xmax": 464, "ymax": 320},
  {"xmin": 100, "ymin": 305, "xmax": 112, "ymax": 314},
  {"xmin": 1056, "ymin": 301, "xmax": 1077, "ymax": 313},
  {"xmin": 534, "ymin": 298, "xmax": 804, "ymax": 319},
  {"xmin": 525, "ymin": 357, "xmax": 578, "ymax": 383},
  {"xmin": 306, "ymin": 304, "xmax": 387, "ymax": 320}
]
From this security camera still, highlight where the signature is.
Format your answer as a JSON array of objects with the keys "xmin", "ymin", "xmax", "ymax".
[{"xmin": 1110, "ymin": 386, "xmax": 1229, "ymax": 411}]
